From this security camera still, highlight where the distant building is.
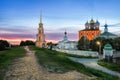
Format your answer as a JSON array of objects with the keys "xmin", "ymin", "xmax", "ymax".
[
  {"xmin": 100, "ymin": 24, "xmax": 118, "ymax": 39},
  {"xmin": 79, "ymin": 19, "xmax": 101, "ymax": 41},
  {"xmin": 103, "ymin": 43, "xmax": 113, "ymax": 59},
  {"xmin": 36, "ymin": 15, "xmax": 46, "ymax": 48},
  {"xmin": 56, "ymin": 31, "xmax": 78, "ymax": 50}
]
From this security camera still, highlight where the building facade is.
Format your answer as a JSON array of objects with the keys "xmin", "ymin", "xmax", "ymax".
[
  {"xmin": 56, "ymin": 31, "xmax": 78, "ymax": 50},
  {"xmin": 100, "ymin": 23, "xmax": 118, "ymax": 39},
  {"xmin": 103, "ymin": 43, "xmax": 113, "ymax": 59},
  {"xmin": 79, "ymin": 19, "xmax": 101, "ymax": 41},
  {"xmin": 36, "ymin": 15, "xmax": 46, "ymax": 48}
]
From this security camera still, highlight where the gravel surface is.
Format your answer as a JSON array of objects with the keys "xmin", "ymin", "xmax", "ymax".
[{"xmin": 4, "ymin": 46, "xmax": 92, "ymax": 80}]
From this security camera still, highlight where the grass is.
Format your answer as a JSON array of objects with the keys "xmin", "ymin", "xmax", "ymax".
[
  {"xmin": 30, "ymin": 46, "xmax": 120, "ymax": 80},
  {"xmin": 0, "ymin": 46, "xmax": 26, "ymax": 80},
  {"xmin": 98, "ymin": 60, "xmax": 120, "ymax": 73}
]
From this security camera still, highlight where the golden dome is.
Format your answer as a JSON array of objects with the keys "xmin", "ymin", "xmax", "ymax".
[{"xmin": 90, "ymin": 19, "xmax": 95, "ymax": 24}]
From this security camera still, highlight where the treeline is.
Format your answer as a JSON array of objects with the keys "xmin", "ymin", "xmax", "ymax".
[
  {"xmin": 77, "ymin": 37, "xmax": 120, "ymax": 52},
  {"xmin": 20, "ymin": 40, "xmax": 35, "ymax": 46},
  {"xmin": 0, "ymin": 40, "xmax": 10, "ymax": 50},
  {"xmin": 0, "ymin": 40, "xmax": 35, "ymax": 51}
]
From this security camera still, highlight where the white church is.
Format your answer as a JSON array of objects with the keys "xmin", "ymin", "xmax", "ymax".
[{"xmin": 56, "ymin": 31, "xmax": 78, "ymax": 50}]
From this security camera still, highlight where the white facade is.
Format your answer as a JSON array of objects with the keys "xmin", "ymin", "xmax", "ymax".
[
  {"xmin": 103, "ymin": 50, "xmax": 113, "ymax": 58},
  {"xmin": 56, "ymin": 31, "xmax": 78, "ymax": 50},
  {"xmin": 100, "ymin": 24, "xmax": 118, "ymax": 39},
  {"xmin": 103, "ymin": 44, "xmax": 113, "ymax": 58},
  {"xmin": 55, "ymin": 49, "xmax": 98, "ymax": 57},
  {"xmin": 57, "ymin": 41, "xmax": 78, "ymax": 50}
]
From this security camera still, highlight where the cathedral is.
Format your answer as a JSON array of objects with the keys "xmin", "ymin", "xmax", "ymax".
[
  {"xmin": 79, "ymin": 19, "xmax": 101, "ymax": 41},
  {"xmin": 36, "ymin": 15, "xmax": 46, "ymax": 48}
]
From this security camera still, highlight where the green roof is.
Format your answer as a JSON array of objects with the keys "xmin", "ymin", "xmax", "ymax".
[
  {"xmin": 100, "ymin": 32, "xmax": 117, "ymax": 36},
  {"xmin": 104, "ymin": 44, "xmax": 113, "ymax": 50}
]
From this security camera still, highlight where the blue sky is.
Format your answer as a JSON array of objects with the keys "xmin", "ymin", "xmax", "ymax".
[{"xmin": 0, "ymin": 0, "xmax": 120, "ymax": 44}]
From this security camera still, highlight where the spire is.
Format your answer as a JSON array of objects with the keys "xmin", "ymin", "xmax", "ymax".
[
  {"xmin": 90, "ymin": 18, "xmax": 95, "ymax": 24},
  {"xmin": 64, "ymin": 29, "xmax": 67, "ymax": 35},
  {"xmin": 64, "ymin": 30, "xmax": 68, "ymax": 41},
  {"xmin": 96, "ymin": 20, "xmax": 100, "ymax": 25},
  {"xmin": 104, "ymin": 22, "xmax": 108, "ymax": 32},
  {"xmin": 40, "ymin": 11, "xmax": 42, "ymax": 23},
  {"xmin": 85, "ymin": 21, "xmax": 89, "ymax": 26}
]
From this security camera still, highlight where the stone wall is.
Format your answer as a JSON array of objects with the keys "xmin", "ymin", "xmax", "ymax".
[
  {"xmin": 113, "ymin": 52, "xmax": 120, "ymax": 64},
  {"xmin": 55, "ymin": 49, "xmax": 98, "ymax": 57}
]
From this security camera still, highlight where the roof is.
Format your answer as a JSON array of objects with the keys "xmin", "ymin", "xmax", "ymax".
[
  {"xmin": 96, "ymin": 20, "xmax": 100, "ymax": 25},
  {"xmin": 79, "ymin": 29, "xmax": 100, "ymax": 31},
  {"xmin": 104, "ymin": 43, "xmax": 113, "ymax": 50},
  {"xmin": 90, "ymin": 19, "xmax": 95, "ymax": 24},
  {"xmin": 85, "ymin": 21, "xmax": 89, "ymax": 26},
  {"xmin": 100, "ymin": 32, "xmax": 117, "ymax": 37},
  {"xmin": 104, "ymin": 24, "xmax": 108, "ymax": 27}
]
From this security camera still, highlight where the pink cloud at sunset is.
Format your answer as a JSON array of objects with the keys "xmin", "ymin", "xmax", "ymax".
[{"xmin": 0, "ymin": 31, "xmax": 78, "ymax": 45}]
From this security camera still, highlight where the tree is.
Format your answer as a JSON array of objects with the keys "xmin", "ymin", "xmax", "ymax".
[
  {"xmin": 77, "ymin": 36, "xmax": 90, "ymax": 50},
  {"xmin": 20, "ymin": 41, "xmax": 25, "ymax": 46},
  {"xmin": 77, "ymin": 36, "xmax": 120, "ymax": 52},
  {"xmin": 25, "ymin": 40, "xmax": 35, "ymax": 45},
  {"xmin": 113, "ymin": 37, "xmax": 120, "ymax": 51},
  {"xmin": 20, "ymin": 40, "xmax": 35, "ymax": 46},
  {"xmin": 47, "ymin": 42, "xmax": 53, "ymax": 50},
  {"xmin": 0, "ymin": 40, "xmax": 9, "ymax": 50},
  {"xmin": 0, "ymin": 42, "xmax": 5, "ymax": 50}
]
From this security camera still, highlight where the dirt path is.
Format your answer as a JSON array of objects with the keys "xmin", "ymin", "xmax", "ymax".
[{"xmin": 4, "ymin": 46, "xmax": 92, "ymax": 80}]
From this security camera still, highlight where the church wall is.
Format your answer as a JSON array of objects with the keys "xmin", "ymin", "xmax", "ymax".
[
  {"xmin": 79, "ymin": 30, "xmax": 101, "ymax": 40},
  {"xmin": 103, "ymin": 49, "xmax": 113, "ymax": 58},
  {"xmin": 55, "ymin": 49, "xmax": 98, "ymax": 57},
  {"xmin": 57, "ymin": 42, "xmax": 78, "ymax": 50}
]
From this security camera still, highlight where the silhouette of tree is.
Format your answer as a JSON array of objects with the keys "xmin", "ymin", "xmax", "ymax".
[
  {"xmin": 77, "ymin": 36, "xmax": 90, "ymax": 50},
  {"xmin": 0, "ymin": 40, "xmax": 9, "ymax": 50},
  {"xmin": 20, "ymin": 41, "xmax": 25, "ymax": 46},
  {"xmin": 77, "ymin": 36, "xmax": 120, "ymax": 51},
  {"xmin": 20, "ymin": 40, "xmax": 35, "ymax": 46}
]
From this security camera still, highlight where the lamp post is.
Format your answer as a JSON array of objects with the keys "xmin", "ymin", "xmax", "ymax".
[{"xmin": 96, "ymin": 41, "xmax": 101, "ymax": 59}]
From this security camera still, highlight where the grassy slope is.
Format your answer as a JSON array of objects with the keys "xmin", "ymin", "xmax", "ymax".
[
  {"xmin": 98, "ymin": 60, "xmax": 120, "ymax": 73},
  {"xmin": 0, "ymin": 47, "xmax": 26, "ymax": 80},
  {"xmin": 30, "ymin": 46, "xmax": 120, "ymax": 80}
]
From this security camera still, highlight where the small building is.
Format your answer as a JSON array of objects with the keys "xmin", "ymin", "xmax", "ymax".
[
  {"xmin": 103, "ymin": 44, "xmax": 113, "ymax": 59},
  {"xmin": 100, "ymin": 24, "xmax": 118, "ymax": 39},
  {"xmin": 56, "ymin": 31, "xmax": 78, "ymax": 50}
]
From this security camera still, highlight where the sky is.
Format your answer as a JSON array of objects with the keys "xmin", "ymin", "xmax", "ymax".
[{"xmin": 0, "ymin": 0, "xmax": 120, "ymax": 44}]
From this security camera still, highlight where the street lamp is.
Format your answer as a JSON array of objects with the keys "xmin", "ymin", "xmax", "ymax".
[{"xmin": 96, "ymin": 41, "xmax": 101, "ymax": 59}]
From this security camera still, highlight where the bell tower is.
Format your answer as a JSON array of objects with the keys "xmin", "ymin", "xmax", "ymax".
[{"xmin": 36, "ymin": 14, "xmax": 46, "ymax": 48}]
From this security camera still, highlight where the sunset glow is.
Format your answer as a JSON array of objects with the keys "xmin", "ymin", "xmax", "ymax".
[{"xmin": 0, "ymin": 0, "xmax": 120, "ymax": 45}]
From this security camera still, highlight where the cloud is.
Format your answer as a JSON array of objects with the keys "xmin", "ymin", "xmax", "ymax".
[
  {"xmin": 46, "ymin": 32, "xmax": 78, "ymax": 41},
  {"xmin": 0, "ymin": 33, "xmax": 35, "ymax": 39},
  {"xmin": 0, "ymin": 25, "xmax": 36, "ymax": 34},
  {"xmin": 0, "ymin": 16, "xmax": 120, "ymax": 44}
]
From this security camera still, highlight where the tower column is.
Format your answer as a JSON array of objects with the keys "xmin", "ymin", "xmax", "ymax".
[{"xmin": 36, "ymin": 14, "xmax": 46, "ymax": 48}]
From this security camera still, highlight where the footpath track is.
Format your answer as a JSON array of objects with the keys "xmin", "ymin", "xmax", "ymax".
[{"xmin": 4, "ymin": 46, "xmax": 91, "ymax": 80}]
